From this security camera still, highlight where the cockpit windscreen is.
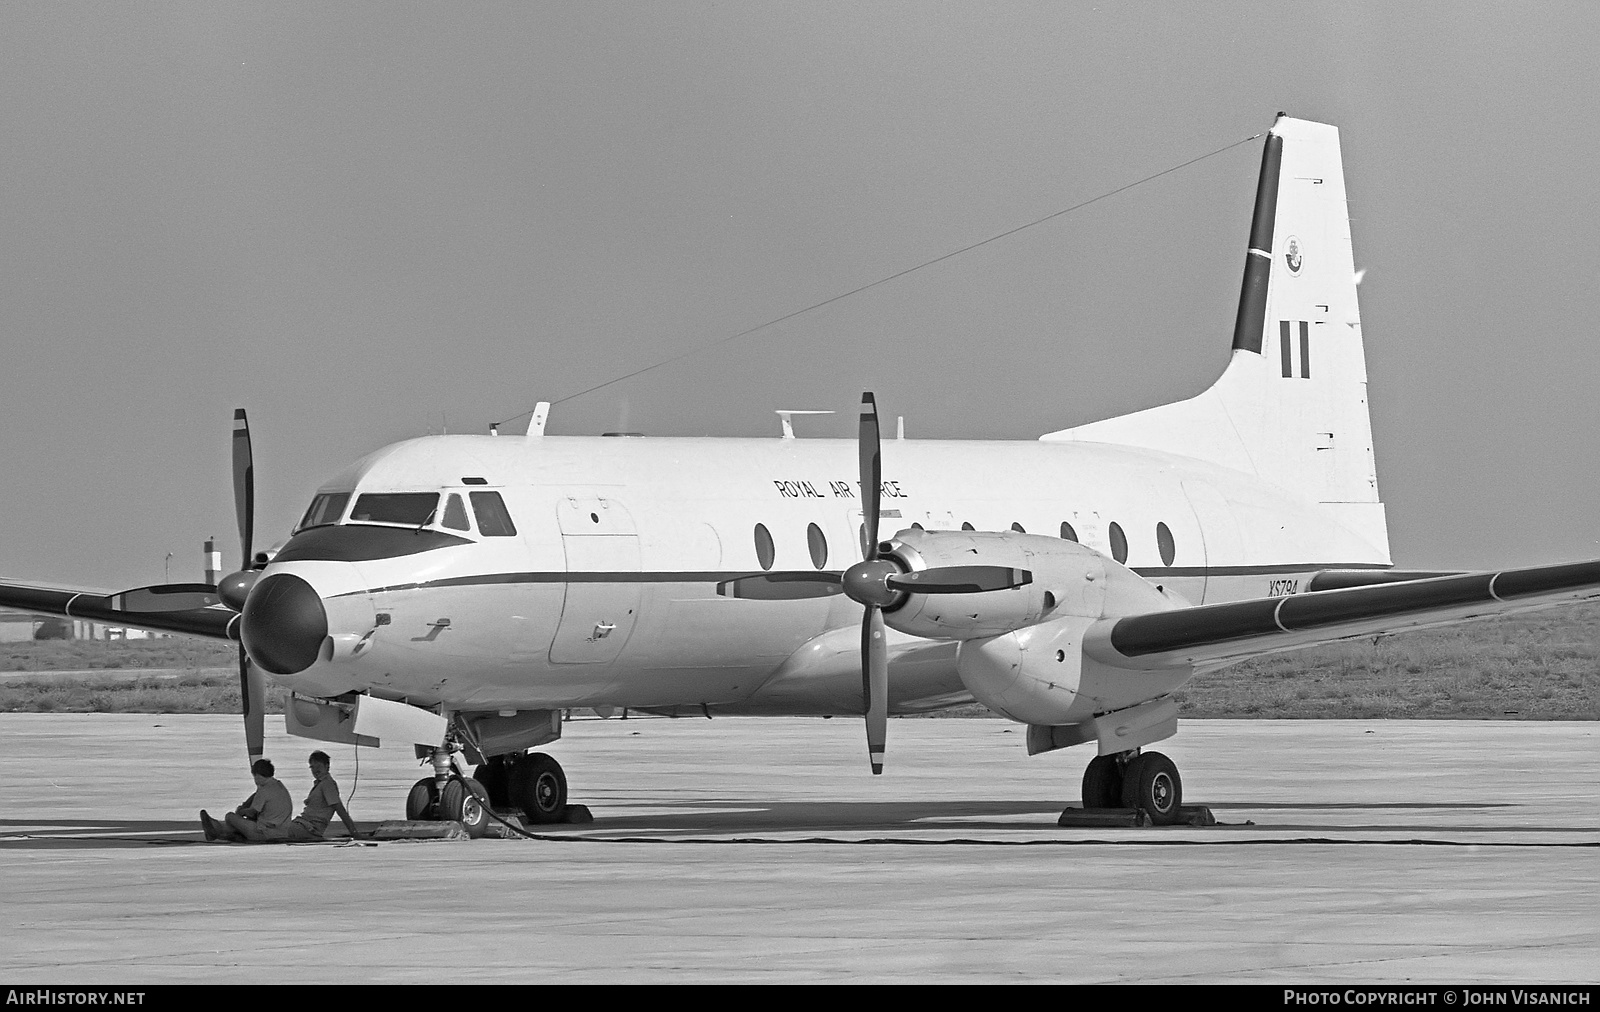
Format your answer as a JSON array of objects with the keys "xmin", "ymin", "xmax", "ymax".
[
  {"xmin": 298, "ymin": 492, "xmax": 350, "ymax": 531},
  {"xmin": 349, "ymin": 492, "xmax": 440, "ymax": 526}
]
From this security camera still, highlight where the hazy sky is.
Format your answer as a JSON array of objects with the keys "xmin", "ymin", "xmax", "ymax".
[{"xmin": 4, "ymin": 2, "xmax": 1599, "ymax": 590}]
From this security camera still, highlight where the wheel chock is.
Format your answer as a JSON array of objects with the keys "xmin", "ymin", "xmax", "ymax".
[
  {"xmin": 1056, "ymin": 805, "xmax": 1217, "ymax": 828},
  {"xmin": 563, "ymin": 804, "xmax": 594, "ymax": 824},
  {"xmin": 1057, "ymin": 807, "xmax": 1150, "ymax": 827},
  {"xmin": 484, "ymin": 810, "xmax": 526, "ymax": 838},
  {"xmin": 369, "ymin": 820, "xmax": 470, "ymax": 841}
]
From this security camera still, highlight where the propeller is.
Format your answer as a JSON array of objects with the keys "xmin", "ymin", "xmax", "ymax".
[
  {"xmin": 716, "ymin": 393, "xmax": 1033, "ymax": 772},
  {"xmin": 231, "ymin": 408, "xmax": 266, "ymax": 767},
  {"xmin": 832, "ymin": 394, "xmax": 1031, "ymax": 774},
  {"xmin": 852, "ymin": 394, "xmax": 889, "ymax": 774}
]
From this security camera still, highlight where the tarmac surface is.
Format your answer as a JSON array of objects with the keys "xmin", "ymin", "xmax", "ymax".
[{"xmin": 1, "ymin": 714, "xmax": 1596, "ymax": 983}]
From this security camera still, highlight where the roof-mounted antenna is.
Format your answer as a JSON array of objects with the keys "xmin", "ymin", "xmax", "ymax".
[
  {"xmin": 897, "ymin": 416, "xmax": 905, "ymax": 440},
  {"xmin": 525, "ymin": 401, "xmax": 550, "ymax": 442},
  {"xmin": 774, "ymin": 410, "xmax": 834, "ymax": 439}
]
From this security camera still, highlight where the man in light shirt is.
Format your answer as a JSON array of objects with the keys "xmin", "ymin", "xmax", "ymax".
[{"xmin": 274, "ymin": 750, "xmax": 362, "ymax": 842}]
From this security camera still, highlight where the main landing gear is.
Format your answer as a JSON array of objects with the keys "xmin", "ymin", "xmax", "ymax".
[
  {"xmin": 474, "ymin": 752, "xmax": 568, "ymax": 825},
  {"xmin": 1081, "ymin": 749, "xmax": 1183, "ymax": 825},
  {"xmin": 406, "ymin": 750, "xmax": 571, "ymax": 837}
]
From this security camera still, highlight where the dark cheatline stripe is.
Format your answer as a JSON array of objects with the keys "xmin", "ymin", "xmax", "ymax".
[
  {"xmin": 336, "ymin": 562, "xmax": 1388, "ymax": 598},
  {"xmin": 1231, "ymin": 131, "xmax": 1282, "ymax": 355},
  {"xmin": 336, "ymin": 570, "xmax": 845, "ymax": 598},
  {"xmin": 273, "ymin": 524, "xmax": 473, "ymax": 563},
  {"xmin": 1300, "ymin": 321, "xmax": 1311, "ymax": 379},
  {"xmin": 0, "ymin": 583, "xmax": 240, "ymax": 641},
  {"xmin": 1131, "ymin": 563, "xmax": 1387, "ymax": 579},
  {"xmin": 1280, "ymin": 321, "xmax": 1293, "ymax": 378}
]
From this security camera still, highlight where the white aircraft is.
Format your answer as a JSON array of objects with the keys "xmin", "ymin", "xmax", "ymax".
[{"xmin": 6, "ymin": 115, "xmax": 1598, "ymax": 834}]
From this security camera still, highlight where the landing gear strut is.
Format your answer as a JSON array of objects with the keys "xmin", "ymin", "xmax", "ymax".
[
  {"xmin": 403, "ymin": 729, "xmax": 492, "ymax": 838},
  {"xmin": 1080, "ymin": 749, "xmax": 1184, "ymax": 825}
]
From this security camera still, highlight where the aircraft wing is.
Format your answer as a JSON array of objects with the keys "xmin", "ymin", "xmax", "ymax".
[
  {"xmin": 1086, "ymin": 559, "xmax": 1600, "ymax": 670},
  {"xmin": 0, "ymin": 580, "xmax": 239, "ymax": 641}
]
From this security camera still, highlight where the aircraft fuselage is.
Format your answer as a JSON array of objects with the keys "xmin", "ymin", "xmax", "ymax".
[{"xmin": 262, "ymin": 432, "xmax": 1389, "ymax": 715}]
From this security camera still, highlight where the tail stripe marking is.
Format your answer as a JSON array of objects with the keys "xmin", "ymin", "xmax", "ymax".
[{"xmin": 1231, "ymin": 133, "xmax": 1283, "ymax": 355}]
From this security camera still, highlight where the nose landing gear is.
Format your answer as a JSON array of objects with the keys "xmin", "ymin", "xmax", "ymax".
[{"xmin": 405, "ymin": 741, "xmax": 492, "ymax": 838}]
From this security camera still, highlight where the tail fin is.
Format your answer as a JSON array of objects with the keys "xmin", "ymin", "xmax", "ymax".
[{"xmin": 1042, "ymin": 115, "xmax": 1388, "ymax": 558}]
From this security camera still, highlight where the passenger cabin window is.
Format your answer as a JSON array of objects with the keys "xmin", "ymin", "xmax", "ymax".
[
  {"xmin": 298, "ymin": 492, "xmax": 350, "ymax": 531},
  {"xmin": 350, "ymin": 492, "xmax": 438, "ymax": 526},
  {"xmin": 1156, "ymin": 522, "xmax": 1176, "ymax": 566},
  {"xmin": 807, "ymin": 523, "xmax": 828, "ymax": 569},
  {"xmin": 442, "ymin": 493, "xmax": 472, "ymax": 532},
  {"xmin": 1109, "ymin": 522, "xmax": 1128, "ymax": 564},
  {"xmin": 754, "ymin": 523, "xmax": 775, "ymax": 570},
  {"xmin": 470, "ymin": 491, "xmax": 518, "ymax": 537}
]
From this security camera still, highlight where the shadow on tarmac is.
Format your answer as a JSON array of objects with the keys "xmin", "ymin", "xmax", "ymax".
[{"xmin": 6, "ymin": 796, "xmax": 1590, "ymax": 850}]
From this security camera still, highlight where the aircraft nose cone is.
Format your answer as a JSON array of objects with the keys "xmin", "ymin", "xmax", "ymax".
[{"xmin": 241, "ymin": 574, "xmax": 328, "ymax": 675}]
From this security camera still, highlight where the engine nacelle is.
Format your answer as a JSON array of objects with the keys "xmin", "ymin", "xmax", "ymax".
[
  {"xmin": 955, "ymin": 614, "xmax": 1193, "ymax": 727},
  {"xmin": 875, "ymin": 529, "xmax": 1193, "ymax": 727},
  {"xmin": 882, "ymin": 528, "xmax": 1162, "ymax": 640}
]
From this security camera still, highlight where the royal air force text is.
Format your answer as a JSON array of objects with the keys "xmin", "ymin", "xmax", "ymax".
[{"xmin": 772, "ymin": 480, "xmax": 905, "ymax": 500}]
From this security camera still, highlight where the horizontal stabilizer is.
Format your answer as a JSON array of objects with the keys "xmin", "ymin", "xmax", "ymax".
[{"xmin": 1086, "ymin": 559, "xmax": 1600, "ymax": 669}]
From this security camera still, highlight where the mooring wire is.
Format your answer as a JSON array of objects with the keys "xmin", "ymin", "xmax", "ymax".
[{"xmin": 492, "ymin": 130, "xmax": 1264, "ymax": 429}]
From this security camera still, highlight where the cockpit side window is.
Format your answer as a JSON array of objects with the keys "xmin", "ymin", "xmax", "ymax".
[
  {"xmin": 298, "ymin": 492, "xmax": 351, "ymax": 531},
  {"xmin": 350, "ymin": 492, "xmax": 440, "ymax": 526},
  {"xmin": 469, "ymin": 491, "xmax": 517, "ymax": 537},
  {"xmin": 442, "ymin": 493, "xmax": 472, "ymax": 532}
]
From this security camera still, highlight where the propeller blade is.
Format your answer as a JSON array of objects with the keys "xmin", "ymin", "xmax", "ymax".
[
  {"xmin": 239, "ymin": 647, "xmax": 265, "ymax": 766},
  {"xmin": 232, "ymin": 408, "xmax": 255, "ymax": 570},
  {"xmin": 862, "ymin": 606, "xmax": 887, "ymax": 775},
  {"xmin": 888, "ymin": 566, "xmax": 1033, "ymax": 595},
  {"xmin": 232, "ymin": 410, "xmax": 265, "ymax": 768},
  {"xmin": 716, "ymin": 573, "xmax": 843, "ymax": 600},
  {"xmin": 859, "ymin": 393, "xmax": 880, "ymax": 561},
  {"xmin": 107, "ymin": 583, "xmax": 221, "ymax": 613}
]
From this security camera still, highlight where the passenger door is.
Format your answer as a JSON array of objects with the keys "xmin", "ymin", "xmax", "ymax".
[{"xmin": 549, "ymin": 496, "xmax": 640, "ymax": 664}]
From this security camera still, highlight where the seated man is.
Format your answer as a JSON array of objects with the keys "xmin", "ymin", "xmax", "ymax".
[
  {"xmin": 200, "ymin": 759, "xmax": 293, "ymax": 842},
  {"xmin": 272, "ymin": 750, "xmax": 362, "ymax": 842}
]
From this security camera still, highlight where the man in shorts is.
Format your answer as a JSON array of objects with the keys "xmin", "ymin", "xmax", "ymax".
[
  {"xmin": 200, "ymin": 759, "xmax": 293, "ymax": 842},
  {"xmin": 273, "ymin": 750, "xmax": 362, "ymax": 841}
]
